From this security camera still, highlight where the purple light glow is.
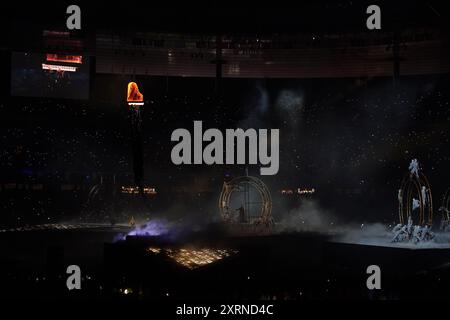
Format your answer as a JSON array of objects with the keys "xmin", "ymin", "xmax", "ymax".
[
  {"xmin": 114, "ymin": 219, "xmax": 170, "ymax": 242},
  {"xmin": 128, "ymin": 219, "xmax": 169, "ymax": 237}
]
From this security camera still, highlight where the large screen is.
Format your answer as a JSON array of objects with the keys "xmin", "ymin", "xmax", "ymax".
[{"xmin": 11, "ymin": 52, "xmax": 90, "ymax": 99}]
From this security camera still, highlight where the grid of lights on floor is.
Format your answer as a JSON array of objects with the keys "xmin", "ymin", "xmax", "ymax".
[{"xmin": 146, "ymin": 247, "xmax": 238, "ymax": 270}]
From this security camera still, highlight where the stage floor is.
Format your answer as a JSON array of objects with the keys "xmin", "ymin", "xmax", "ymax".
[{"xmin": 1, "ymin": 228, "xmax": 450, "ymax": 299}]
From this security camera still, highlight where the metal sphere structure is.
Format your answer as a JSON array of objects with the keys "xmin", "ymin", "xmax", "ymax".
[
  {"xmin": 219, "ymin": 176, "xmax": 273, "ymax": 227},
  {"xmin": 398, "ymin": 171, "xmax": 433, "ymax": 226}
]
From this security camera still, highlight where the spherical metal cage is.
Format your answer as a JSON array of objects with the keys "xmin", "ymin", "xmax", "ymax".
[{"xmin": 219, "ymin": 176, "xmax": 273, "ymax": 227}]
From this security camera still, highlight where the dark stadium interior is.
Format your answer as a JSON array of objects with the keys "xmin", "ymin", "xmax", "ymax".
[{"xmin": 0, "ymin": 1, "xmax": 449, "ymax": 302}]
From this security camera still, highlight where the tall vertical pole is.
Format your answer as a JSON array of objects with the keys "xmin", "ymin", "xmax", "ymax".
[{"xmin": 127, "ymin": 82, "xmax": 145, "ymax": 193}]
